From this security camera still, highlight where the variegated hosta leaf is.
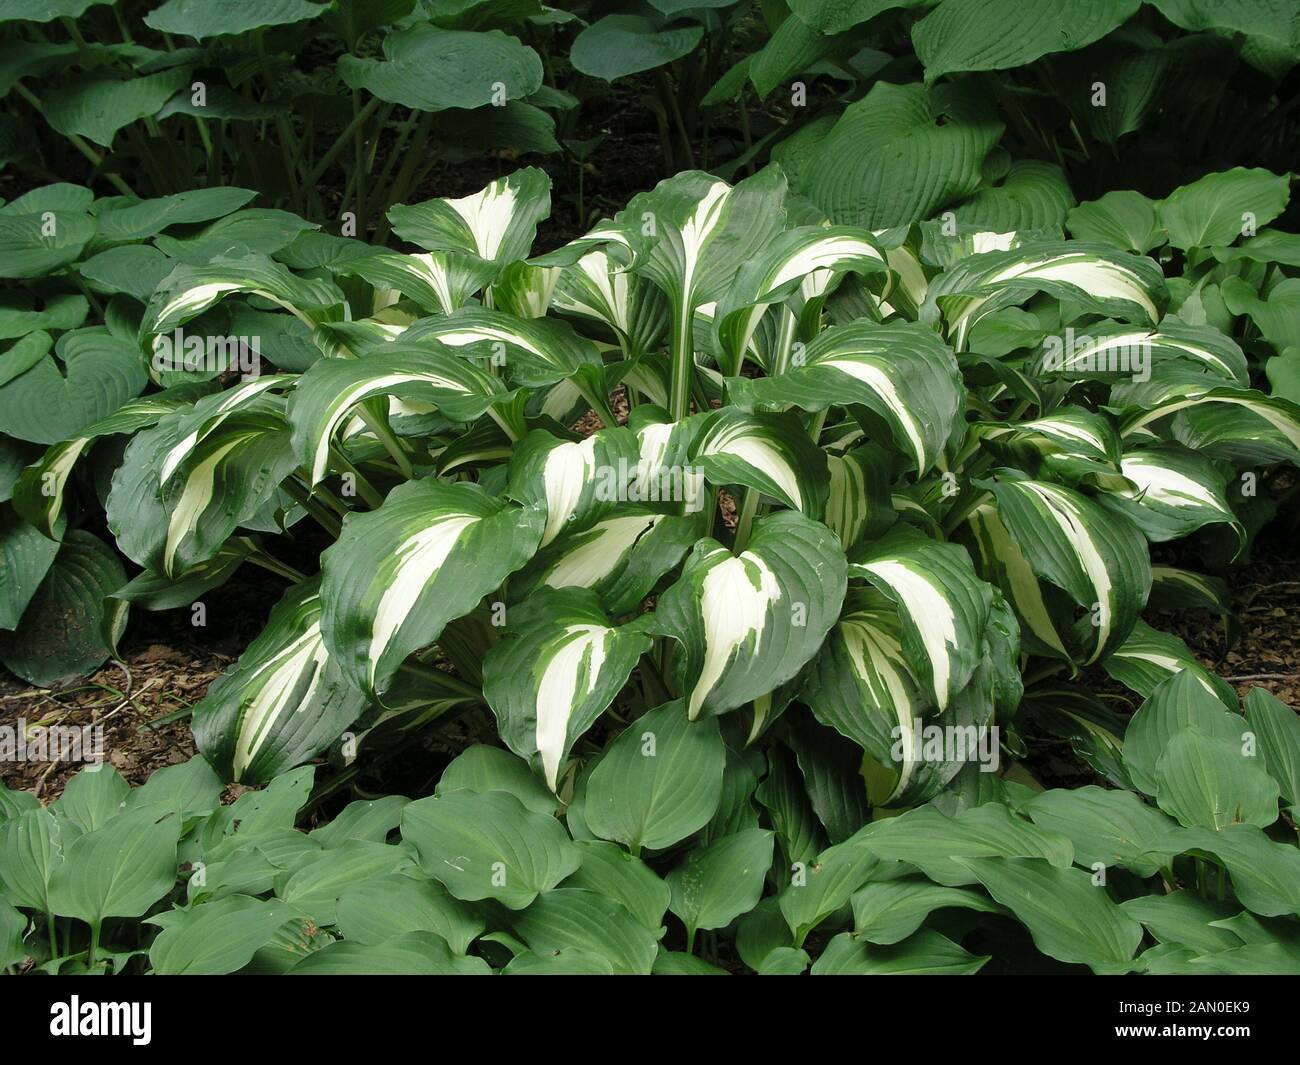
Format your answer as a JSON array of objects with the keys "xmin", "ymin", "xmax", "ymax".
[
  {"xmin": 712, "ymin": 225, "xmax": 888, "ymax": 373},
  {"xmin": 332, "ymin": 250, "xmax": 496, "ymax": 315},
  {"xmin": 1120, "ymin": 387, "xmax": 1300, "ymax": 468},
  {"xmin": 489, "ymin": 261, "xmax": 560, "ymax": 319},
  {"xmin": 193, "ymin": 579, "xmax": 368, "ymax": 784},
  {"xmin": 964, "ymin": 502, "xmax": 1072, "ymax": 663},
  {"xmin": 651, "ymin": 510, "xmax": 848, "ymax": 720},
  {"xmin": 400, "ymin": 307, "xmax": 605, "ymax": 391},
  {"xmin": 1033, "ymin": 321, "xmax": 1249, "ymax": 388},
  {"xmin": 551, "ymin": 248, "xmax": 668, "ymax": 359},
  {"xmin": 973, "ymin": 474, "xmax": 1151, "ymax": 666},
  {"xmin": 1098, "ymin": 444, "xmax": 1244, "ymax": 549},
  {"xmin": 483, "ymin": 588, "xmax": 653, "ymax": 791},
  {"xmin": 727, "ymin": 321, "xmax": 963, "ymax": 476},
  {"xmin": 848, "ymin": 530, "xmax": 995, "ymax": 712},
  {"xmin": 1148, "ymin": 565, "xmax": 1233, "ymax": 617},
  {"xmin": 803, "ymin": 588, "xmax": 928, "ymax": 784},
  {"xmin": 511, "ymin": 507, "xmax": 706, "ymax": 615},
  {"xmin": 142, "ymin": 250, "xmax": 347, "ymax": 335},
  {"xmin": 690, "ymin": 407, "xmax": 829, "ymax": 518},
  {"xmin": 824, "ymin": 444, "xmax": 894, "ymax": 551},
  {"xmin": 978, "ymin": 410, "xmax": 1125, "ymax": 490},
  {"xmin": 922, "ymin": 242, "xmax": 1168, "ymax": 349},
  {"xmin": 287, "ymin": 346, "xmax": 508, "ymax": 485},
  {"xmin": 546, "ymin": 168, "xmax": 789, "ymax": 412},
  {"xmin": 320, "ymin": 480, "xmax": 545, "ymax": 698},
  {"xmin": 108, "ymin": 402, "xmax": 297, "ymax": 577},
  {"xmin": 387, "ymin": 167, "xmax": 551, "ymax": 279},
  {"xmin": 112, "ymin": 537, "xmax": 258, "ymax": 611},
  {"xmin": 12, "ymin": 385, "xmax": 207, "ymax": 538},
  {"xmin": 505, "ymin": 425, "xmax": 642, "ymax": 548},
  {"xmin": 157, "ymin": 375, "xmax": 298, "ymax": 485},
  {"xmin": 1103, "ymin": 619, "xmax": 1236, "ymax": 709},
  {"xmin": 803, "ymin": 585, "xmax": 1017, "ymax": 807}
]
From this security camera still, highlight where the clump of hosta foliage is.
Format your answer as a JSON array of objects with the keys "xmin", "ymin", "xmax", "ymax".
[
  {"xmin": 2, "ymin": 161, "xmax": 1300, "ymax": 973},
  {"xmin": 4, "ymin": 674, "xmax": 1300, "ymax": 975}
]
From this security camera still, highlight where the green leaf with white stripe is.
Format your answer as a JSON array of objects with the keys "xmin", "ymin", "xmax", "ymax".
[
  {"xmin": 192, "ymin": 580, "xmax": 368, "ymax": 785},
  {"xmin": 320, "ymin": 479, "xmax": 545, "ymax": 698},
  {"xmin": 848, "ymin": 528, "xmax": 994, "ymax": 712},
  {"xmin": 823, "ymin": 444, "xmax": 894, "ymax": 551},
  {"xmin": 977, "ymin": 473, "xmax": 1151, "ymax": 666},
  {"xmin": 387, "ymin": 168, "xmax": 550, "ymax": 278},
  {"xmin": 651, "ymin": 510, "xmax": 847, "ymax": 720},
  {"xmin": 978, "ymin": 410, "xmax": 1125, "ymax": 490},
  {"xmin": 802, "ymin": 587, "xmax": 928, "ymax": 785},
  {"xmin": 727, "ymin": 321, "xmax": 963, "ymax": 476},
  {"xmin": 551, "ymin": 248, "xmax": 668, "ymax": 359},
  {"xmin": 511, "ymin": 506, "xmax": 705, "ymax": 615},
  {"xmin": 505, "ymin": 425, "xmax": 642, "ymax": 547},
  {"xmin": 142, "ymin": 251, "xmax": 347, "ymax": 336},
  {"xmin": 1035, "ymin": 321, "xmax": 1248, "ymax": 388},
  {"xmin": 108, "ymin": 401, "xmax": 297, "ymax": 577},
  {"xmin": 1103, "ymin": 620, "xmax": 1237, "ymax": 709},
  {"xmin": 401, "ymin": 307, "xmax": 606, "ymax": 397},
  {"xmin": 1121, "ymin": 387, "xmax": 1300, "ymax": 468},
  {"xmin": 690, "ymin": 408, "xmax": 829, "ymax": 518},
  {"xmin": 332, "ymin": 250, "xmax": 496, "ymax": 315},
  {"xmin": 1098, "ymin": 445, "xmax": 1244, "ymax": 549},
  {"xmin": 712, "ymin": 226, "xmax": 887, "ymax": 373},
  {"xmin": 288, "ymin": 346, "xmax": 507, "ymax": 485},
  {"xmin": 13, "ymin": 384, "xmax": 205, "ymax": 539},
  {"xmin": 923, "ymin": 242, "xmax": 1167, "ymax": 349},
  {"xmin": 483, "ymin": 588, "xmax": 652, "ymax": 791}
]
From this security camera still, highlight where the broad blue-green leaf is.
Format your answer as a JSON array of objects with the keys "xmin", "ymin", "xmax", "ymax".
[
  {"xmin": 335, "ymin": 873, "xmax": 484, "ymax": 954},
  {"xmin": 570, "ymin": 14, "xmax": 702, "ymax": 80},
  {"xmin": 811, "ymin": 928, "xmax": 989, "ymax": 974},
  {"xmin": 667, "ymin": 828, "xmax": 774, "ymax": 937},
  {"xmin": 289, "ymin": 930, "xmax": 492, "ymax": 974},
  {"xmin": 43, "ymin": 70, "xmax": 190, "ymax": 148},
  {"xmin": 799, "ymin": 81, "xmax": 1002, "ymax": 228},
  {"xmin": 147, "ymin": 895, "xmax": 305, "ymax": 974},
  {"xmin": 0, "ymin": 329, "xmax": 147, "ymax": 445},
  {"xmin": 0, "ymin": 531, "xmax": 124, "ymax": 686},
  {"xmin": 145, "ymin": 0, "xmax": 327, "ymax": 38},
  {"xmin": 914, "ymin": 0, "xmax": 1140, "ymax": 80},
  {"xmin": 850, "ymin": 877, "xmax": 1005, "ymax": 945},
  {"xmin": 1244, "ymin": 687, "xmax": 1300, "ymax": 813},
  {"xmin": 401, "ymin": 789, "xmax": 580, "ymax": 909},
  {"xmin": 1025, "ymin": 785, "xmax": 1178, "ymax": 877},
  {"xmin": 338, "ymin": 25, "xmax": 542, "ymax": 110},
  {"xmin": 956, "ymin": 856, "xmax": 1143, "ymax": 971},
  {"xmin": 848, "ymin": 803, "xmax": 1074, "ymax": 886},
  {"xmin": 1159, "ymin": 167, "xmax": 1290, "ymax": 250},
  {"xmin": 47, "ymin": 807, "xmax": 181, "ymax": 922},
  {"xmin": 1122, "ymin": 669, "xmax": 1246, "ymax": 797},
  {"xmin": 584, "ymin": 701, "xmax": 726, "ymax": 853},
  {"xmin": 1154, "ymin": 729, "xmax": 1280, "ymax": 830},
  {"xmin": 512, "ymin": 887, "xmax": 659, "ymax": 974}
]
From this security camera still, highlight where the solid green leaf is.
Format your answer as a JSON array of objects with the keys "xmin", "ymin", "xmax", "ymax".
[
  {"xmin": 584, "ymin": 701, "xmax": 726, "ymax": 853},
  {"xmin": 401, "ymin": 788, "xmax": 581, "ymax": 909}
]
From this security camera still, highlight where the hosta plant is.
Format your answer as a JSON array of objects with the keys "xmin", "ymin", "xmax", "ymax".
[
  {"xmin": 3, "ymin": 162, "xmax": 1300, "ymax": 973},
  {"xmin": 4, "ymin": 672, "xmax": 1300, "ymax": 976}
]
